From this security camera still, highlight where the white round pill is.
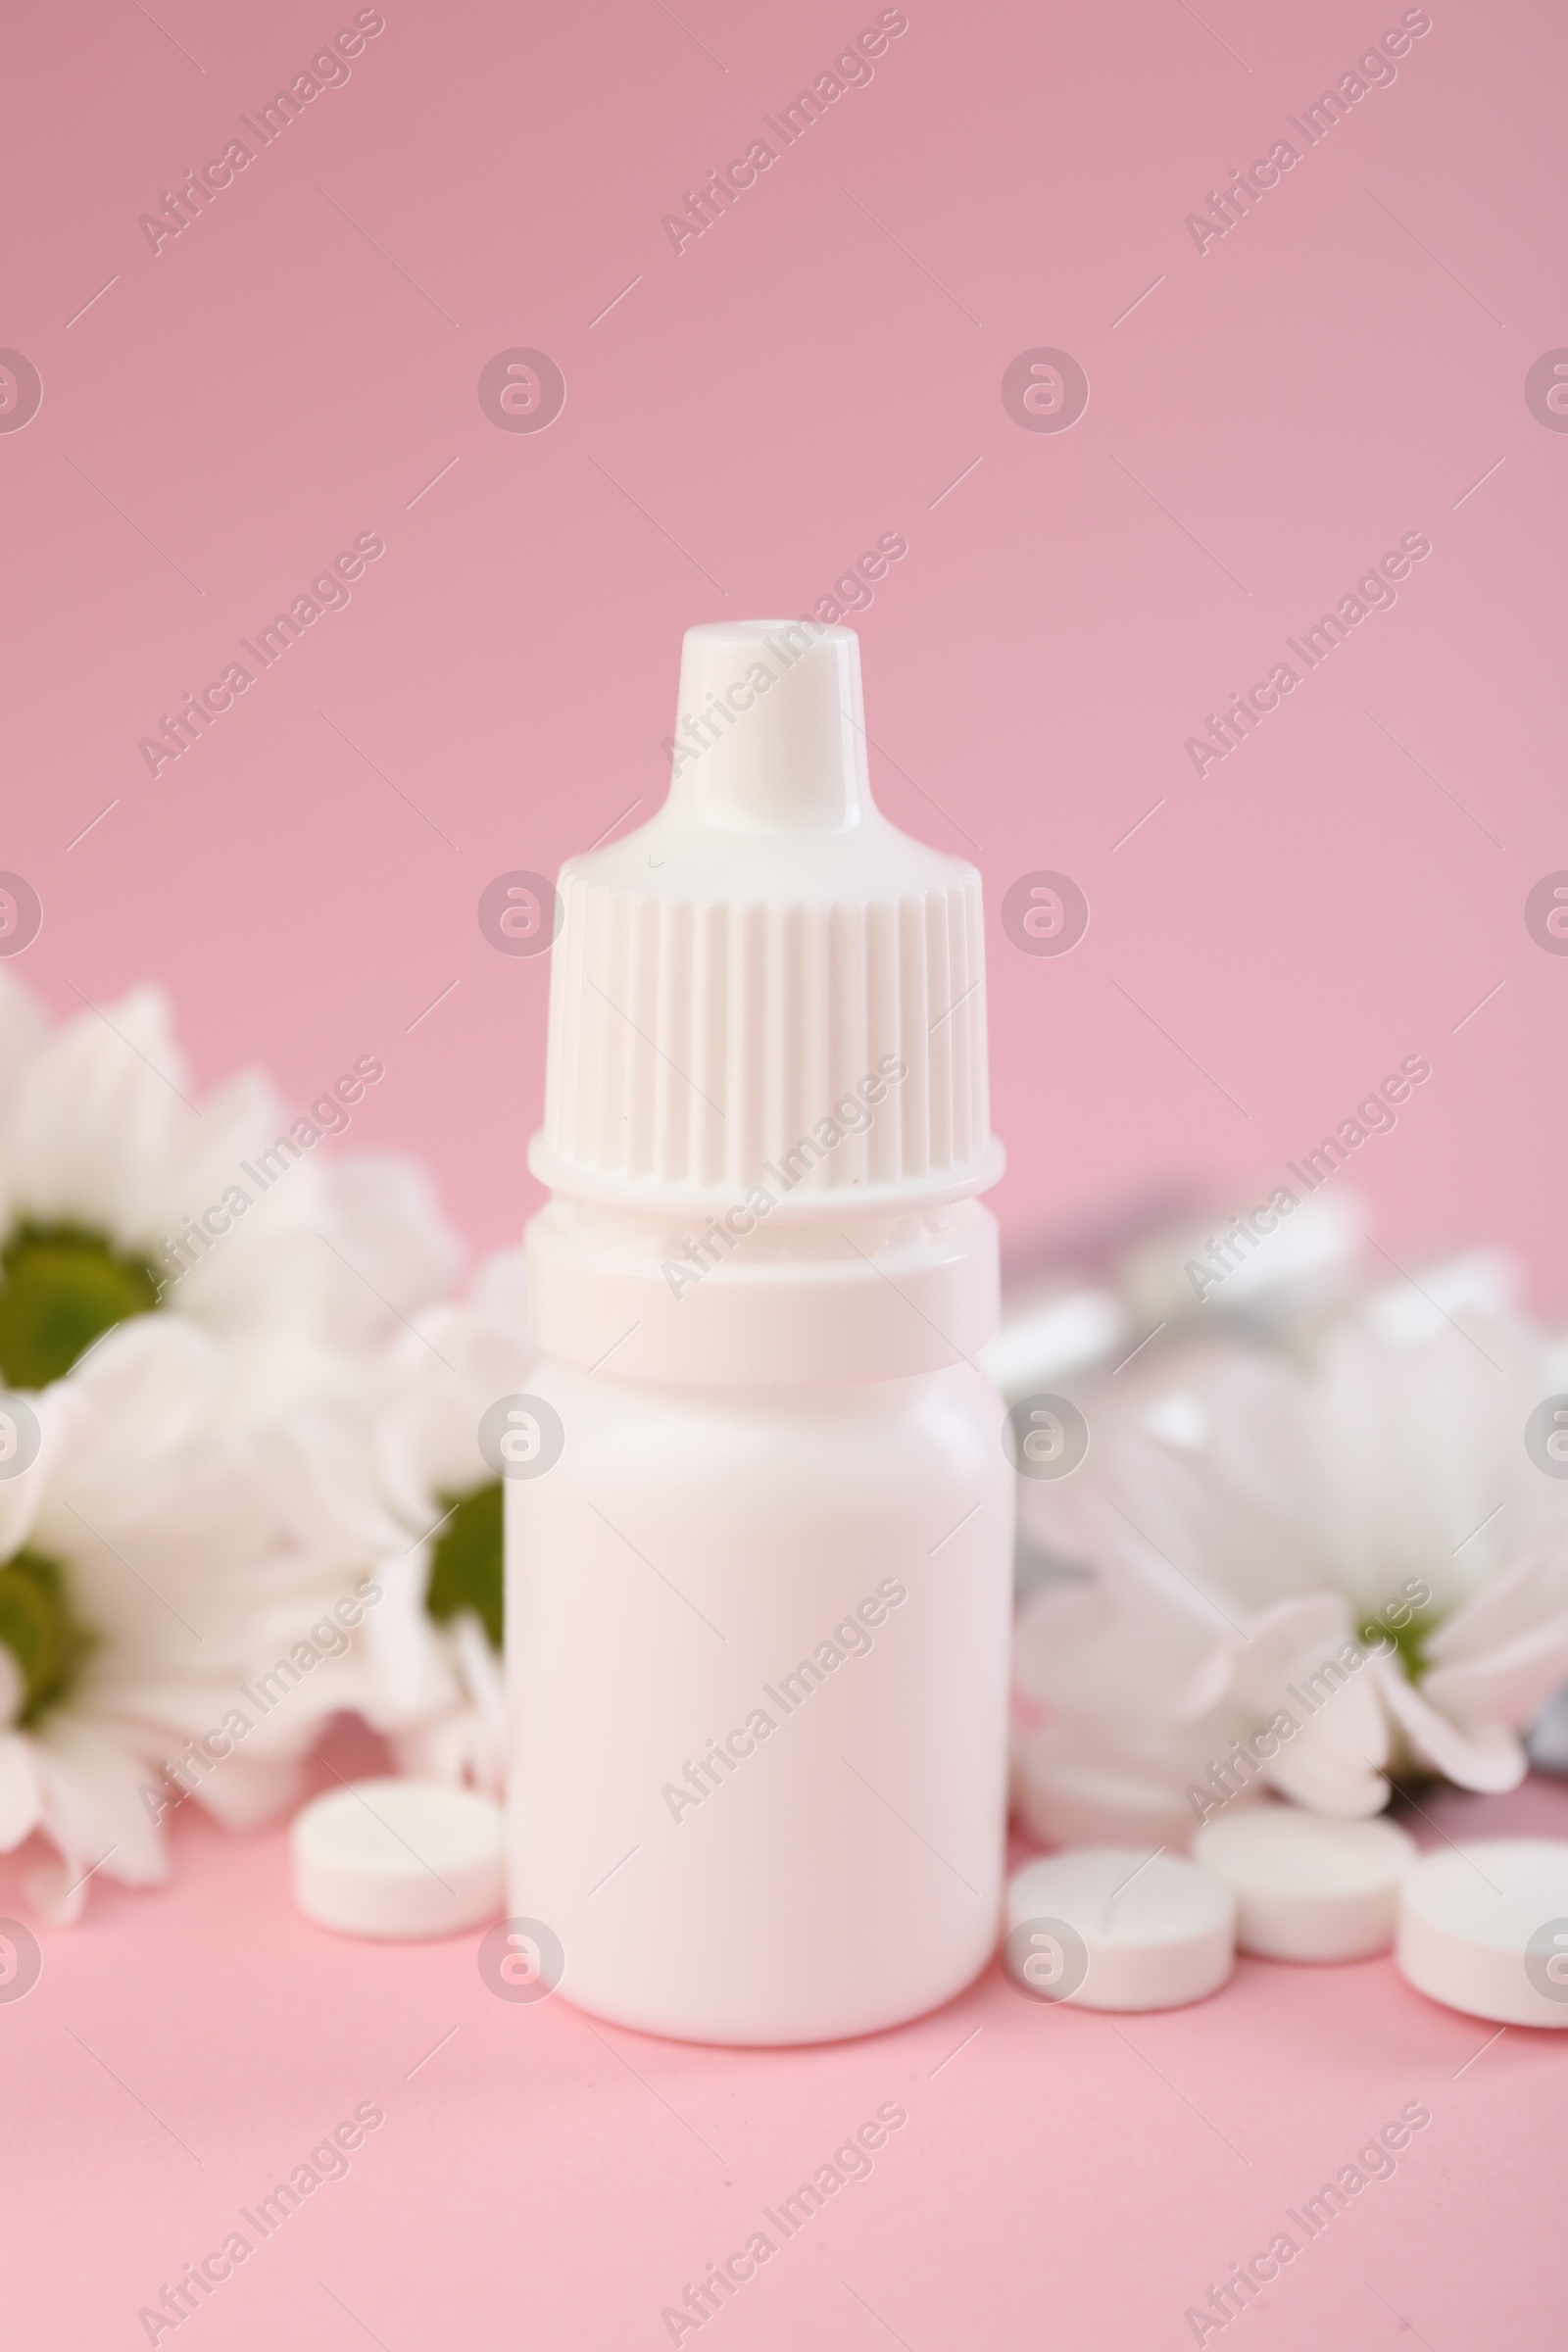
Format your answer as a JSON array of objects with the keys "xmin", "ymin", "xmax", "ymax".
[
  {"xmin": 1195, "ymin": 1805, "xmax": 1417, "ymax": 1962},
  {"xmin": 292, "ymin": 1778, "xmax": 506, "ymax": 1940},
  {"xmin": 1396, "ymin": 1838, "xmax": 1568, "ymax": 2027},
  {"xmin": 1004, "ymin": 1847, "xmax": 1235, "ymax": 2011}
]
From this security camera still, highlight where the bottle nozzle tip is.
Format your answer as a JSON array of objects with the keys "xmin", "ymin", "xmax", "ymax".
[{"xmin": 669, "ymin": 619, "xmax": 871, "ymax": 834}]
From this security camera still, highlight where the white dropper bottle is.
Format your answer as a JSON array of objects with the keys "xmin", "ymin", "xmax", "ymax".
[{"xmin": 508, "ymin": 620, "xmax": 1012, "ymax": 2045}]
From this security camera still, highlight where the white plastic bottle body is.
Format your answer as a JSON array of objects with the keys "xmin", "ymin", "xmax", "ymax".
[
  {"xmin": 510, "ymin": 617, "xmax": 1012, "ymax": 2044},
  {"xmin": 506, "ymin": 1356, "xmax": 1013, "ymax": 2045}
]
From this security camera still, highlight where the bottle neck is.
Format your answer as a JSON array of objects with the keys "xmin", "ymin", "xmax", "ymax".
[{"xmin": 526, "ymin": 1197, "xmax": 1000, "ymax": 1389}]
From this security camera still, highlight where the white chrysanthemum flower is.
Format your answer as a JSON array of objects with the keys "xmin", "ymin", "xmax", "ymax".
[
  {"xmin": 0, "ymin": 969, "xmax": 462, "ymax": 1425},
  {"xmin": 360, "ymin": 1250, "xmax": 531, "ymax": 1794},
  {"xmin": 0, "ymin": 1316, "xmax": 398, "ymax": 1920},
  {"xmin": 1012, "ymin": 1296, "xmax": 1568, "ymax": 1849}
]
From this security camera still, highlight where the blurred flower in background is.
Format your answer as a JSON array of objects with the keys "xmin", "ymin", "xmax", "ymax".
[
  {"xmin": 360, "ymin": 1250, "xmax": 533, "ymax": 1796},
  {"xmin": 1003, "ymin": 1230, "xmax": 1568, "ymax": 1850},
  {"xmin": 0, "ymin": 972, "xmax": 466, "ymax": 1914},
  {"xmin": 0, "ymin": 1318, "xmax": 398, "ymax": 1919},
  {"xmin": 987, "ymin": 1188, "xmax": 1376, "ymax": 1632},
  {"xmin": 0, "ymin": 971, "xmax": 462, "ymax": 1426}
]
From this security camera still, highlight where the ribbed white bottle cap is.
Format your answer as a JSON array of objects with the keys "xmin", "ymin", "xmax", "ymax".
[{"xmin": 529, "ymin": 621, "xmax": 1003, "ymax": 1219}]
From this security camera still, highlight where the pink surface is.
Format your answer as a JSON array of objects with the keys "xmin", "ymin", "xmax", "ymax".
[
  {"xmin": 3, "ymin": 1722, "xmax": 1567, "ymax": 2349},
  {"xmin": 3, "ymin": 0, "xmax": 1567, "ymax": 2341}
]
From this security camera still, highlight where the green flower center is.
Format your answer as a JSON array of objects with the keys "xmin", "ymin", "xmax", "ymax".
[
  {"xmin": 425, "ymin": 1481, "xmax": 503, "ymax": 1650},
  {"xmin": 0, "ymin": 1546, "xmax": 95, "ymax": 1727},
  {"xmin": 0, "ymin": 1222, "xmax": 161, "ymax": 1389},
  {"xmin": 1358, "ymin": 1609, "xmax": 1436, "ymax": 1682}
]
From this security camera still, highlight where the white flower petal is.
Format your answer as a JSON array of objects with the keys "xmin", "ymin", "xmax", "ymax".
[
  {"xmin": 0, "ymin": 1730, "xmax": 40, "ymax": 1846},
  {"xmin": 6, "ymin": 987, "xmax": 189, "ymax": 1238},
  {"xmin": 28, "ymin": 1714, "xmax": 170, "ymax": 1894},
  {"xmin": 0, "ymin": 987, "xmax": 436, "ymax": 1436},
  {"xmin": 1420, "ymin": 1623, "xmax": 1568, "ymax": 1736},
  {"xmin": 0, "ymin": 964, "xmax": 49, "ymax": 1057},
  {"xmin": 1372, "ymin": 1653, "xmax": 1526, "ymax": 1793},
  {"xmin": 355, "ymin": 1544, "xmax": 462, "ymax": 1724},
  {"xmin": 1212, "ymin": 1591, "xmax": 1357, "ymax": 1725},
  {"xmin": 1010, "ymin": 1291, "xmax": 1568, "ymax": 1833},
  {"xmin": 0, "ymin": 1380, "xmax": 80, "ymax": 1558},
  {"xmin": 33, "ymin": 1316, "xmax": 224, "ymax": 1538},
  {"xmin": 1425, "ymin": 1546, "xmax": 1568, "ymax": 1670},
  {"xmin": 1011, "ymin": 1750, "xmax": 1227, "ymax": 1852},
  {"xmin": 453, "ymin": 1610, "xmax": 506, "ymax": 1740},
  {"xmin": 372, "ymin": 1250, "xmax": 533, "ymax": 1516},
  {"xmin": 0, "ymin": 985, "xmax": 481, "ymax": 1918},
  {"xmin": 391, "ymin": 1702, "xmax": 506, "ymax": 1797},
  {"xmin": 0, "ymin": 973, "xmax": 50, "ymax": 1188},
  {"xmin": 316, "ymin": 1152, "xmax": 465, "ymax": 1351},
  {"xmin": 1266, "ymin": 1704, "xmax": 1389, "ymax": 1815},
  {"xmin": 0, "ymin": 1648, "xmax": 21, "ymax": 1731},
  {"xmin": 188, "ymin": 1748, "xmax": 307, "ymax": 1831},
  {"xmin": 1014, "ymin": 1570, "xmax": 1217, "ymax": 1727}
]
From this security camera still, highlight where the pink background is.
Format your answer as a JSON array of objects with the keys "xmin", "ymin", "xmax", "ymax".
[
  {"xmin": 3, "ymin": 0, "xmax": 1567, "ymax": 2341},
  {"xmin": 4, "ymin": 0, "xmax": 1565, "ymax": 1297}
]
